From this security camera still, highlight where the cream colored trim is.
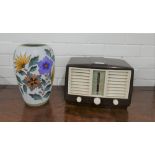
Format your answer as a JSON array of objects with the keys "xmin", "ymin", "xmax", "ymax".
[
  {"xmin": 68, "ymin": 67, "xmax": 131, "ymax": 99},
  {"xmin": 89, "ymin": 69, "xmax": 93, "ymax": 96}
]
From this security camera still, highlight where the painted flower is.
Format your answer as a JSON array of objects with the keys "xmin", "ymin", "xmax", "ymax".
[
  {"xmin": 38, "ymin": 56, "xmax": 53, "ymax": 74},
  {"xmin": 24, "ymin": 74, "xmax": 41, "ymax": 90},
  {"xmin": 51, "ymin": 66, "xmax": 55, "ymax": 83},
  {"xmin": 15, "ymin": 53, "xmax": 30, "ymax": 72}
]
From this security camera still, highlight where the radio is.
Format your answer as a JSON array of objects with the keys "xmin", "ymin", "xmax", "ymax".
[{"xmin": 64, "ymin": 57, "xmax": 134, "ymax": 108}]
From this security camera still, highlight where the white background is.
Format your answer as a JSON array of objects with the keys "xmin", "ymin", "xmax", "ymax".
[
  {"xmin": 0, "ymin": 1, "xmax": 155, "ymax": 155},
  {"xmin": 0, "ymin": 33, "xmax": 155, "ymax": 86}
]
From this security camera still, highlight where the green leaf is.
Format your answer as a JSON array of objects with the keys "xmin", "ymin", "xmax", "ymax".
[
  {"xmin": 52, "ymin": 55, "xmax": 55, "ymax": 61},
  {"xmin": 16, "ymin": 75, "xmax": 22, "ymax": 84},
  {"xmin": 41, "ymin": 79, "xmax": 46, "ymax": 86},
  {"xmin": 19, "ymin": 87, "xmax": 23, "ymax": 94},
  {"xmin": 29, "ymin": 94, "xmax": 42, "ymax": 100},
  {"xmin": 45, "ymin": 84, "xmax": 51, "ymax": 91},
  {"xmin": 23, "ymin": 85, "xmax": 27, "ymax": 93},
  {"xmin": 45, "ymin": 49, "xmax": 52, "ymax": 58},
  {"xmin": 44, "ymin": 91, "xmax": 51, "ymax": 98},
  {"xmin": 29, "ymin": 56, "xmax": 39, "ymax": 67},
  {"xmin": 29, "ymin": 65, "xmax": 37, "ymax": 72},
  {"xmin": 18, "ymin": 70, "xmax": 26, "ymax": 76}
]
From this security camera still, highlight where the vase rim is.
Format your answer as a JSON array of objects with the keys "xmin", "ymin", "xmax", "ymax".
[{"xmin": 21, "ymin": 44, "xmax": 47, "ymax": 47}]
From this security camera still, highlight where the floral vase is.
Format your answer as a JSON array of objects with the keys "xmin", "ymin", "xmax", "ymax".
[{"xmin": 13, "ymin": 44, "xmax": 55, "ymax": 106}]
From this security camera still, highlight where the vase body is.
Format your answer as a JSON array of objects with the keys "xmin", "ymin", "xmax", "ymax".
[{"xmin": 13, "ymin": 44, "xmax": 55, "ymax": 106}]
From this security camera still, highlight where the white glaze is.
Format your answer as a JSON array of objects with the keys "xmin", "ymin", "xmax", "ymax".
[{"xmin": 13, "ymin": 44, "xmax": 55, "ymax": 106}]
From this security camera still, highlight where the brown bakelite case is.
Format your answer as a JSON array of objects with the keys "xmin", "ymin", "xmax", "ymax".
[{"xmin": 64, "ymin": 57, "xmax": 134, "ymax": 109}]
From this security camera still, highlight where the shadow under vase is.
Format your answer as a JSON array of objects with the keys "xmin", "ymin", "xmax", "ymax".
[{"xmin": 21, "ymin": 101, "xmax": 54, "ymax": 122}]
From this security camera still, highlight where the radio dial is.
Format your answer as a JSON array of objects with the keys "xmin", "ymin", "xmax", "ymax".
[
  {"xmin": 94, "ymin": 98, "xmax": 101, "ymax": 105},
  {"xmin": 77, "ymin": 97, "xmax": 82, "ymax": 103},
  {"xmin": 113, "ymin": 99, "xmax": 119, "ymax": 105}
]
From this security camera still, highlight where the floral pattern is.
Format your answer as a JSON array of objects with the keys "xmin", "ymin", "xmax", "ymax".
[
  {"xmin": 15, "ymin": 48, "xmax": 55, "ymax": 101},
  {"xmin": 24, "ymin": 74, "xmax": 41, "ymax": 91},
  {"xmin": 38, "ymin": 56, "xmax": 53, "ymax": 74},
  {"xmin": 15, "ymin": 53, "xmax": 30, "ymax": 72}
]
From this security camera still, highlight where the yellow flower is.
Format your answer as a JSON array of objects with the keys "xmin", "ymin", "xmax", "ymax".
[
  {"xmin": 51, "ymin": 66, "xmax": 55, "ymax": 83},
  {"xmin": 15, "ymin": 53, "xmax": 30, "ymax": 72}
]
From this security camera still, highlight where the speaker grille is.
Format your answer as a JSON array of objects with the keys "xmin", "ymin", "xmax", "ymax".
[
  {"xmin": 68, "ymin": 67, "xmax": 91, "ymax": 96},
  {"xmin": 105, "ymin": 70, "xmax": 131, "ymax": 99},
  {"xmin": 68, "ymin": 67, "xmax": 131, "ymax": 99}
]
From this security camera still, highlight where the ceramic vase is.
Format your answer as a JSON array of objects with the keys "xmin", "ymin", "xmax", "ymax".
[{"xmin": 13, "ymin": 44, "xmax": 55, "ymax": 106}]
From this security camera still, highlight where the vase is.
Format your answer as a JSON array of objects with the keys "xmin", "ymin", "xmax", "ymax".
[{"xmin": 13, "ymin": 44, "xmax": 55, "ymax": 106}]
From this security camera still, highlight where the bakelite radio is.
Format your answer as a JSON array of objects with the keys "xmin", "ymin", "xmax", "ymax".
[{"xmin": 64, "ymin": 57, "xmax": 134, "ymax": 108}]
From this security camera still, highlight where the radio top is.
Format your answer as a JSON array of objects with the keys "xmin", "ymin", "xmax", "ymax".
[{"xmin": 66, "ymin": 57, "xmax": 133, "ymax": 70}]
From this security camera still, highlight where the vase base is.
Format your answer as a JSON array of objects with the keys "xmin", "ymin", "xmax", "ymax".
[{"xmin": 24, "ymin": 100, "xmax": 49, "ymax": 107}]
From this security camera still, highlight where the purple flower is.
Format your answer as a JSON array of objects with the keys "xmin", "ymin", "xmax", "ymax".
[{"xmin": 38, "ymin": 56, "xmax": 53, "ymax": 74}]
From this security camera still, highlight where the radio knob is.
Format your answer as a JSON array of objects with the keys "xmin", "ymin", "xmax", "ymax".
[
  {"xmin": 77, "ymin": 97, "xmax": 82, "ymax": 103},
  {"xmin": 113, "ymin": 99, "xmax": 119, "ymax": 105},
  {"xmin": 94, "ymin": 98, "xmax": 101, "ymax": 105}
]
